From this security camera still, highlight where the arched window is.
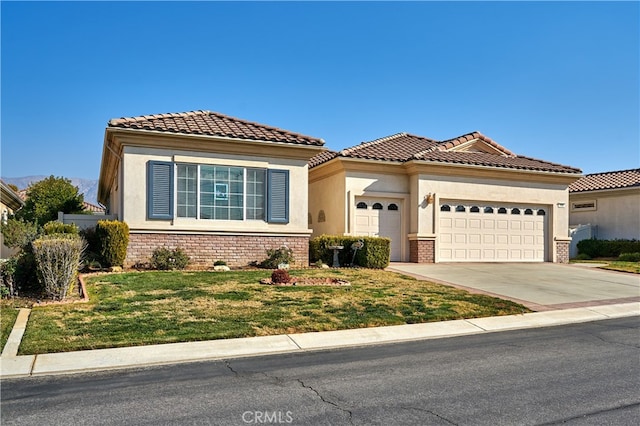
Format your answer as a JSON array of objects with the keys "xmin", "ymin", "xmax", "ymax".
[
  {"xmin": 498, "ymin": 207, "xmax": 507, "ymax": 214},
  {"xmin": 524, "ymin": 208, "xmax": 533, "ymax": 215},
  {"xmin": 537, "ymin": 209, "xmax": 546, "ymax": 216},
  {"xmin": 470, "ymin": 206, "xmax": 480, "ymax": 213},
  {"xmin": 440, "ymin": 204, "xmax": 451, "ymax": 212},
  {"xmin": 372, "ymin": 203, "xmax": 383, "ymax": 210},
  {"xmin": 456, "ymin": 205, "xmax": 466, "ymax": 212},
  {"xmin": 484, "ymin": 206, "xmax": 494, "ymax": 214},
  {"xmin": 388, "ymin": 203, "xmax": 398, "ymax": 211},
  {"xmin": 511, "ymin": 208, "xmax": 521, "ymax": 215},
  {"xmin": 318, "ymin": 210, "xmax": 326, "ymax": 223},
  {"xmin": 356, "ymin": 202, "xmax": 367, "ymax": 209}
]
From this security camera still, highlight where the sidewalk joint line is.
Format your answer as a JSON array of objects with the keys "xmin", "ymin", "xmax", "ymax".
[{"xmin": 286, "ymin": 334, "xmax": 302, "ymax": 350}]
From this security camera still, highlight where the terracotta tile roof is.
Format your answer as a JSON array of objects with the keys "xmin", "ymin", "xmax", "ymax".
[
  {"xmin": 339, "ymin": 133, "xmax": 439, "ymax": 162},
  {"xmin": 309, "ymin": 131, "xmax": 581, "ymax": 174},
  {"xmin": 569, "ymin": 169, "xmax": 640, "ymax": 193},
  {"xmin": 83, "ymin": 201, "xmax": 106, "ymax": 214},
  {"xmin": 414, "ymin": 151, "xmax": 581, "ymax": 173},
  {"xmin": 108, "ymin": 110, "xmax": 324, "ymax": 146},
  {"xmin": 308, "ymin": 150, "xmax": 339, "ymax": 168},
  {"xmin": 419, "ymin": 131, "xmax": 515, "ymax": 157}
]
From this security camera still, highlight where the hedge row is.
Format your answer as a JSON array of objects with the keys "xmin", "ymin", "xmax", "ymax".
[
  {"xmin": 576, "ymin": 239, "xmax": 640, "ymax": 258},
  {"xmin": 310, "ymin": 235, "xmax": 390, "ymax": 269}
]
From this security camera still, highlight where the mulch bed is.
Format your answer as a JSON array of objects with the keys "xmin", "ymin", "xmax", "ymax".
[{"xmin": 259, "ymin": 277, "xmax": 351, "ymax": 286}]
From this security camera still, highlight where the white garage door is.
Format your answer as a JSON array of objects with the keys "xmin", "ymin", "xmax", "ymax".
[
  {"xmin": 354, "ymin": 199, "xmax": 402, "ymax": 261},
  {"xmin": 439, "ymin": 202, "xmax": 547, "ymax": 262}
]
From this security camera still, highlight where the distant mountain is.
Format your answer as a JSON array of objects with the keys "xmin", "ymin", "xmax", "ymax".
[{"xmin": 1, "ymin": 175, "xmax": 99, "ymax": 206}]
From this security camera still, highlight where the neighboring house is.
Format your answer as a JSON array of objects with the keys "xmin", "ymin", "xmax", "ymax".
[
  {"xmin": 569, "ymin": 169, "xmax": 640, "ymax": 242},
  {"xmin": 83, "ymin": 201, "xmax": 106, "ymax": 214},
  {"xmin": 97, "ymin": 110, "xmax": 325, "ymax": 267},
  {"xmin": 1, "ymin": 181, "xmax": 25, "ymax": 258},
  {"xmin": 309, "ymin": 132, "xmax": 582, "ymax": 263}
]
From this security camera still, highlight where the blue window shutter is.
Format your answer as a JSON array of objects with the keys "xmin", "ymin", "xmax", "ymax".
[
  {"xmin": 147, "ymin": 161, "xmax": 174, "ymax": 219},
  {"xmin": 267, "ymin": 169, "xmax": 289, "ymax": 223}
]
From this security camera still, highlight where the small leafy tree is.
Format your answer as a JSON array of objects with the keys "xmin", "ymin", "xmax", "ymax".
[{"xmin": 15, "ymin": 176, "xmax": 85, "ymax": 225}]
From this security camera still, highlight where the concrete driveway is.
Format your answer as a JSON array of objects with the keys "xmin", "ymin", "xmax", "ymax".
[{"xmin": 388, "ymin": 263, "xmax": 640, "ymax": 311}]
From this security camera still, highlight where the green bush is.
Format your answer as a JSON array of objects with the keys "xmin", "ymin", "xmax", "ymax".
[
  {"xmin": 618, "ymin": 252, "xmax": 640, "ymax": 262},
  {"xmin": 573, "ymin": 253, "xmax": 591, "ymax": 261},
  {"xmin": 0, "ymin": 258, "xmax": 18, "ymax": 298},
  {"xmin": 151, "ymin": 247, "xmax": 190, "ymax": 270},
  {"xmin": 43, "ymin": 221, "xmax": 79, "ymax": 235},
  {"xmin": 0, "ymin": 218, "xmax": 39, "ymax": 249},
  {"xmin": 79, "ymin": 226, "xmax": 102, "ymax": 263},
  {"xmin": 310, "ymin": 235, "xmax": 391, "ymax": 269},
  {"xmin": 577, "ymin": 239, "xmax": 640, "ymax": 258},
  {"xmin": 260, "ymin": 246, "xmax": 294, "ymax": 269},
  {"xmin": 96, "ymin": 220, "xmax": 129, "ymax": 267},
  {"xmin": 32, "ymin": 234, "xmax": 84, "ymax": 300},
  {"xmin": 213, "ymin": 260, "xmax": 227, "ymax": 266}
]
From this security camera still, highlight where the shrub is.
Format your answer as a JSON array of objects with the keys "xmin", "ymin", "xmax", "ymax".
[
  {"xmin": 213, "ymin": 260, "xmax": 227, "ymax": 266},
  {"xmin": 151, "ymin": 247, "xmax": 190, "ymax": 270},
  {"xmin": 79, "ymin": 226, "xmax": 102, "ymax": 263},
  {"xmin": 577, "ymin": 239, "xmax": 640, "ymax": 258},
  {"xmin": 96, "ymin": 220, "xmax": 129, "ymax": 267},
  {"xmin": 43, "ymin": 221, "xmax": 79, "ymax": 235},
  {"xmin": 309, "ymin": 235, "xmax": 391, "ymax": 269},
  {"xmin": 573, "ymin": 253, "xmax": 591, "ymax": 261},
  {"xmin": 0, "ymin": 258, "xmax": 18, "ymax": 298},
  {"xmin": 271, "ymin": 269, "xmax": 291, "ymax": 284},
  {"xmin": 0, "ymin": 218, "xmax": 39, "ymax": 249},
  {"xmin": 618, "ymin": 252, "xmax": 640, "ymax": 262},
  {"xmin": 260, "ymin": 246, "xmax": 294, "ymax": 269},
  {"xmin": 32, "ymin": 234, "xmax": 84, "ymax": 300}
]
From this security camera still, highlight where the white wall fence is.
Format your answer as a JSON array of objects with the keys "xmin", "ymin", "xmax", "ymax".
[{"xmin": 58, "ymin": 212, "xmax": 118, "ymax": 230}]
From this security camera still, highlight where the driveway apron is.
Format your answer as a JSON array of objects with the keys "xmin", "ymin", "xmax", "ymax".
[{"xmin": 388, "ymin": 263, "xmax": 640, "ymax": 311}]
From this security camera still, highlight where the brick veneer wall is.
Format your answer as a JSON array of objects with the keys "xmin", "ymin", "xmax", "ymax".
[
  {"xmin": 556, "ymin": 240, "xmax": 570, "ymax": 264},
  {"xmin": 409, "ymin": 239, "xmax": 435, "ymax": 263},
  {"xmin": 126, "ymin": 233, "xmax": 310, "ymax": 268}
]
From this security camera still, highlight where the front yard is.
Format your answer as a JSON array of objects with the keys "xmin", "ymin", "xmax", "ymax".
[
  {"xmin": 571, "ymin": 260, "xmax": 640, "ymax": 274},
  {"xmin": 12, "ymin": 269, "xmax": 529, "ymax": 355}
]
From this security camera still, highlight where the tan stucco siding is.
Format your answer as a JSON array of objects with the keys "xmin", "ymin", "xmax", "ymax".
[
  {"xmin": 119, "ymin": 146, "xmax": 311, "ymax": 235},
  {"xmin": 309, "ymin": 171, "xmax": 346, "ymax": 237},
  {"xmin": 569, "ymin": 189, "xmax": 640, "ymax": 240}
]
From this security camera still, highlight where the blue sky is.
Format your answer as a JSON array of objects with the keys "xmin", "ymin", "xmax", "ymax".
[{"xmin": 2, "ymin": 1, "xmax": 638, "ymax": 180}]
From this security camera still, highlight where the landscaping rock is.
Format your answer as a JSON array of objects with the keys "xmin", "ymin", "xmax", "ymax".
[{"xmin": 214, "ymin": 265, "xmax": 231, "ymax": 272}]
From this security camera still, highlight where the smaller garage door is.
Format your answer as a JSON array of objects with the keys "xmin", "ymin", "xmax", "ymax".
[
  {"xmin": 354, "ymin": 199, "xmax": 402, "ymax": 261},
  {"xmin": 439, "ymin": 202, "xmax": 547, "ymax": 262}
]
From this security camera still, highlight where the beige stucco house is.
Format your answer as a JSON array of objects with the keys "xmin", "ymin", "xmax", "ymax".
[
  {"xmin": 1, "ymin": 181, "xmax": 25, "ymax": 259},
  {"xmin": 309, "ymin": 132, "xmax": 582, "ymax": 263},
  {"xmin": 97, "ymin": 110, "xmax": 325, "ymax": 267},
  {"xmin": 569, "ymin": 169, "xmax": 640, "ymax": 241}
]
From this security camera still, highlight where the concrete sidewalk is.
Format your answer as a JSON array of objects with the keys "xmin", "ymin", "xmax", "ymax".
[{"xmin": 2, "ymin": 302, "xmax": 638, "ymax": 379}]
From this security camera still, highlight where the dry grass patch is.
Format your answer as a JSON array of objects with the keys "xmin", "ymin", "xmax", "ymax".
[{"xmin": 18, "ymin": 269, "xmax": 530, "ymax": 354}]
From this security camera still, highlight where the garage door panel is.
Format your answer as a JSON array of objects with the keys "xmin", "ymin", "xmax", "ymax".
[
  {"xmin": 439, "ymin": 201, "xmax": 547, "ymax": 262},
  {"xmin": 454, "ymin": 234, "xmax": 466, "ymax": 244},
  {"xmin": 454, "ymin": 218, "xmax": 467, "ymax": 228}
]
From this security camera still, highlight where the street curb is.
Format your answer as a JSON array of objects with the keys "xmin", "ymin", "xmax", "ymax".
[{"xmin": 1, "ymin": 302, "xmax": 638, "ymax": 379}]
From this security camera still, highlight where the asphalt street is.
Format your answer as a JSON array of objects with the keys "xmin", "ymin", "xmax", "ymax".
[{"xmin": 2, "ymin": 317, "xmax": 639, "ymax": 426}]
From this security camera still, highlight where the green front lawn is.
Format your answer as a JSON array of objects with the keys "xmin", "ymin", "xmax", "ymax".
[
  {"xmin": 571, "ymin": 259, "xmax": 640, "ymax": 274},
  {"xmin": 1, "ymin": 305, "xmax": 20, "ymax": 353},
  {"xmin": 17, "ymin": 269, "xmax": 530, "ymax": 355}
]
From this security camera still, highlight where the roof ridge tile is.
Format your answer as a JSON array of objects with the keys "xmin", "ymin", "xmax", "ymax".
[{"xmin": 340, "ymin": 132, "xmax": 407, "ymax": 155}]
